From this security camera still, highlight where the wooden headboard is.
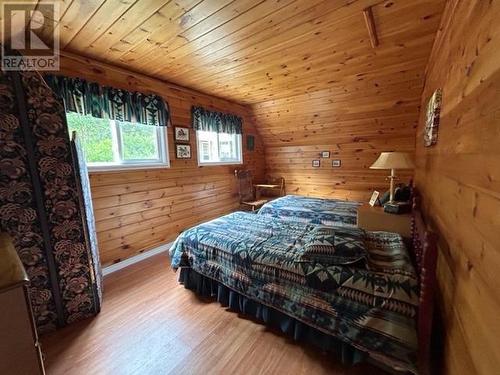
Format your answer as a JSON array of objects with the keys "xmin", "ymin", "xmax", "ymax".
[{"xmin": 411, "ymin": 192, "xmax": 438, "ymax": 375}]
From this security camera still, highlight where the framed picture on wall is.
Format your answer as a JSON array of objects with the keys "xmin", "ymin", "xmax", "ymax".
[
  {"xmin": 332, "ymin": 159, "xmax": 341, "ymax": 167},
  {"xmin": 424, "ymin": 89, "xmax": 442, "ymax": 147},
  {"xmin": 321, "ymin": 151, "xmax": 330, "ymax": 158},
  {"xmin": 174, "ymin": 127, "xmax": 190, "ymax": 142},
  {"xmin": 312, "ymin": 160, "xmax": 320, "ymax": 167},
  {"xmin": 176, "ymin": 144, "xmax": 191, "ymax": 159}
]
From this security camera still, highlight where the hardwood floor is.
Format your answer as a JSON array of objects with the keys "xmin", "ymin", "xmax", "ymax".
[{"xmin": 41, "ymin": 253, "xmax": 387, "ymax": 375}]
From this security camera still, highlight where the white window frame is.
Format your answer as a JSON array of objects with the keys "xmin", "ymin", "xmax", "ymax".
[
  {"xmin": 83, "ymin": 119, "xmax": 170, "ymax": 172},
  {"xmin": 196, "ymin": 130, "xmax": 243, "ymax": 166}
]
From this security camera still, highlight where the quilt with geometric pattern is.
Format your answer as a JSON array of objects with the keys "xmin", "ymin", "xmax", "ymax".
[
  {"xmin": 169, "ymin": 212, "xmax": 419, "ymax": 373},
  {"xmin": 258, "ymin": 195, "xmax": 361, "ymax": 227}
]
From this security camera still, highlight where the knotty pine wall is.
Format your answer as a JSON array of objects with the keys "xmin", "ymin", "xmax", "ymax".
[
  {"xmin": 58, "ymin": 53, "xmax": 265, "ymax": 266},
  {"xmin": 414, "ymin": 1, "xmax": 500, "ymax": 374},
  {"xmin": 250, "ymin": 85, "xmax": 417, "ymax": 202}
]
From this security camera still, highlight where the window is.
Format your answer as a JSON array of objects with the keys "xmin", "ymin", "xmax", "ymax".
[
  {"xmin": 66, "ymin": 112, "xmax": 169, "ymax": 171},
  {"xmin": 196, "ymin": 130, "xmax": 242, "ymax": 165},
  {"xmin": 200, "ymin": 141, "xmax": 210, "ymax": 161}
]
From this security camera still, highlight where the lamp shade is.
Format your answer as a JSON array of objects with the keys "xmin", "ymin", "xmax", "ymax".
[{"xmin": 370, "ymin": 152, "xmax": 415, "ymax": 170}]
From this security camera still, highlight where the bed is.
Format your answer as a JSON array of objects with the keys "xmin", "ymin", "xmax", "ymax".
[
  {"xmin": 257, "ymin": 195, "xmax": 361, "ymax": 227},
  {"xmin": 169, "ymin": 205, "xmax": 437, "ymax": 374}
]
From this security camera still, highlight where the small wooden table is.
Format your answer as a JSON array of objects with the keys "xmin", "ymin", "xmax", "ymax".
[
  {"xmin": 357, "ymin": 203, "xmax": 412, "ymax": 238},
  {"xmin": 254, "ymin": 184, "xmax": 281, "ymax": 199}
]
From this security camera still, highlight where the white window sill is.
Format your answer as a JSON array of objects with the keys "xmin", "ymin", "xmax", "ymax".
[
  {"xmin": 88, "ymin": 162, "xmax": 170, "ymax": 173},
  {"xmin": 198, "ymin": 160, "xmax": 243, "ymax": 167}
]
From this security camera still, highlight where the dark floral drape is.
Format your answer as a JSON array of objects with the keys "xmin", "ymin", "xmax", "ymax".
[
  {"xmin": 191, "ymin": 106, "xmax": 242, "ymax": 134},
  {"xmin": 45, "ymin": 75, "xmax": 170, "ymax": 127},
  {"xmin": 0, "ymin": 69, "xmax": 102, "ymax": 333}
]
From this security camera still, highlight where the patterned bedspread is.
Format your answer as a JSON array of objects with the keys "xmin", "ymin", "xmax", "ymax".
[
  {"xmin": 169, "ymin": 212, "xmax": 419, "ymax": 373},
  {"xmin": 258, "ymin": 195, "xmax": 361, "ymax": 227}
]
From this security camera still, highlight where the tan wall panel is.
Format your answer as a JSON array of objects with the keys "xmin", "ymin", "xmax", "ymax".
[
  {"xmin": 414, "ymin": 1, "xmax": 500, "ymax": 374},
  {"xmin": 251, "ymin": 88, "xmax": 419, "ymax": 201}
]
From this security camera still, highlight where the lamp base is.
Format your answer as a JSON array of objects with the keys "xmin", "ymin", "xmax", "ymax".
[
  {"xmin": 383, "ymin": 201, "xmax": 411, "ymax": 214},
  {"xmin": 388, "ymin": 168, "xmax": 397, "ymax": 202}
]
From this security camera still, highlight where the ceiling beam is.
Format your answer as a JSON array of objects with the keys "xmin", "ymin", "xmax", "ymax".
[{"xmin": 363, "ymin": 6, "xmax": 379, "ymax": 48}]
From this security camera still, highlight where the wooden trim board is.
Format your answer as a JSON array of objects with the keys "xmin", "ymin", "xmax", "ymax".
[{"xmin": 102, "ymin": 242, "xmax": 173, "ymax": 276}]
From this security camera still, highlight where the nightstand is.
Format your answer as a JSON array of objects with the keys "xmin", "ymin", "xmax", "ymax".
[{"xmin": 357, "ymin": 203, "xmax": 412, "ymax": 237}]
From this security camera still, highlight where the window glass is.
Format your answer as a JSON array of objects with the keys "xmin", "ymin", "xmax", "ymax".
[
  {"xmin": 66, "ymin": 112, "xmax": 113, "ymax": 163},
  {"xmin": 218, "ymin": 133, "xmax": 239, "ymax": 161},
  {"xmin": 119, "ymin": 121, "xmax": 159, "ymax": 161},
  {"xmin": 196, "ymin": 130, "xmax": 242, "ymax": 165},
  {"xmin": 200, "ymin": 141, "xmax": 210, "ymax": 161},
  {"xmin": 65, "ymin": 112, "xmax": 169, "ymax": 171}
]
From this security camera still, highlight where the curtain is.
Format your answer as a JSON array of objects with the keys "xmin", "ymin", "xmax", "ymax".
[
  {"xmin": 44, "ymin": 74, "xmax": 170, "ymax": 127},
  {"xmin": 1, "ymin": 69, "xmax": 102, "ymax": 333},
  {"xmin": 191, "ymin": 106, "xmax": 242, "ymax": 134}
]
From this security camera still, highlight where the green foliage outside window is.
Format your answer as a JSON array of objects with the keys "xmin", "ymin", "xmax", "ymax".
[
  {"xmin": 66, "ymin": 112, "xmax": 160, "ymax": 164},
  {"xmin": 119, "ymin": 122, "xmax": 158, "ymax": 161},
  {"xmin": 66, "ymin": 112, "xmax": 114, "ymax": 163}
]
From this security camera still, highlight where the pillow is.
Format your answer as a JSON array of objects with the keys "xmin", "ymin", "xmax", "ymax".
[{"xmin": 301, "ymin": 226, "xmax": 367, "ymax": 265}]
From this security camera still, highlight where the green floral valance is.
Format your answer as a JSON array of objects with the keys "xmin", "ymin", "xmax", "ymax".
[
  {"xmin": 44, "ymin": 74, "xmax": 170, "ymax": 126},
  {"xmin": 191, "ymin": 106, "xmax": 242, "ymax": 135}
]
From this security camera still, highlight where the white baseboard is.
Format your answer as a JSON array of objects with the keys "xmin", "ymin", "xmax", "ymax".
[{"xmin": 102, "ymin": 241, "xmax": 173, "ymax": 276}]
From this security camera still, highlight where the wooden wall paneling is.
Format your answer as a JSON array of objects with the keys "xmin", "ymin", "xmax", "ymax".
[
  {"xmin": 75, "ymin": 0, "xmax": 171, "ymax": 59},
  {"xmin": 94, "ymin": 0, "xmax": 231, "ymax": 63},
  {"xmin": 170, "ymin": 0, "xmax": 263, "ymax": 44},
  {"xmin": 56, "ymin": 0, "xmax": 105, "ymax": 48},
  {"xmin": 173, "ymin": 8, "xmax": 437, "ymax": 84},
  {"xmin": 35, "ymin": 0, "xmax": 72, "ymax": 18},
  {"xmin": 137, "ymin": 0, "xmax": 363, "ymax": 74},
  {"xmin": 121, "ymin": 0, "xmax": 301, "ymax": 68},
  {"xmin": 28, "ymin": 0, "xmax": 446, "ymax": 104},
  {"xmin": 159, "ymin": 1, "xmax": 374, "ymax": 79},
  {"xmin": 414, "ymin": 0, "xmax": 500, "ymax": 374},
  {"xmin": 251, "ymin": 83, "xmax": 421, "ymax": 200},
  {"xmin": 163, "ymin": 0, "xmax": 441, "ymax": 77},
  {"xmin": 149, "ymin": 0, "xmax": 444, "ymax": 101},
  {"xmin": 56, "ymin": 53, "xmax": 265, "ymax": 266},
  {"xmin": 244, "ymin": 1, "xmax": 442, "ymax": 200},
  {"xmin": 61, "ymin": 0, "xmax": 137, "ymax": 49},
  {"xmin": 113, "ymin": 0, "xmax": 222, "ymax": 62},
  {"xmin": 99, "ymin": 199, "xmax": 239, "ymax": 265},
  {"xmin": 96, "ymin": 193, "xmax": 235, "ymax": 243}
]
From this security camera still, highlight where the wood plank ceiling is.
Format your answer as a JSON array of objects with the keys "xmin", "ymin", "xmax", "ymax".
[{"xmin": 24, "ymin": 0, "xmax": 446, "ymax": 105}]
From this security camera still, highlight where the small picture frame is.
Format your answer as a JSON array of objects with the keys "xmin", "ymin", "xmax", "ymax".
[
  {"xmin": 174, "ymin": 127, "xmax": 190, "ymax": 142},
  {"xmin": 424, "ymin": 89, "xmax": 442, "ymax": 147},
  {"xmin": 312, "ymin": 160, "xmax": 320, "ymax": 167},
  {"xmin": 332, "ymin": 159, "xmax": 341, "ymax": 167},
  {"xmin": 369, "ymin": 191, "xmax": 380, "ymax": 207},
  {"xmin": 321, "ymin": 151, "xmax": 330, "ymax": 158},
  {"xmin": 176, "ymin": 144, "xmax": 191, "ymax": 159}
]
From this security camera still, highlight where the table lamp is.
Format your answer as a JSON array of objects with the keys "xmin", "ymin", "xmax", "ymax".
[{"xmin": 370, "ymin": 152, "xmax": 415, "ymax": 203}]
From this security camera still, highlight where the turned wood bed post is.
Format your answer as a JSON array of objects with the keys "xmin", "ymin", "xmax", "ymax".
[{"xmin": 411, "ymin": 192, "xmax": 439, "ymax": 375}]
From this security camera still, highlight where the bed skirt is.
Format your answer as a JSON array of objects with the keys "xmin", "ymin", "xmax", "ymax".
[{"xmin": 178, "ymin": 267, "xmax": 368, "ymax": 366}]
